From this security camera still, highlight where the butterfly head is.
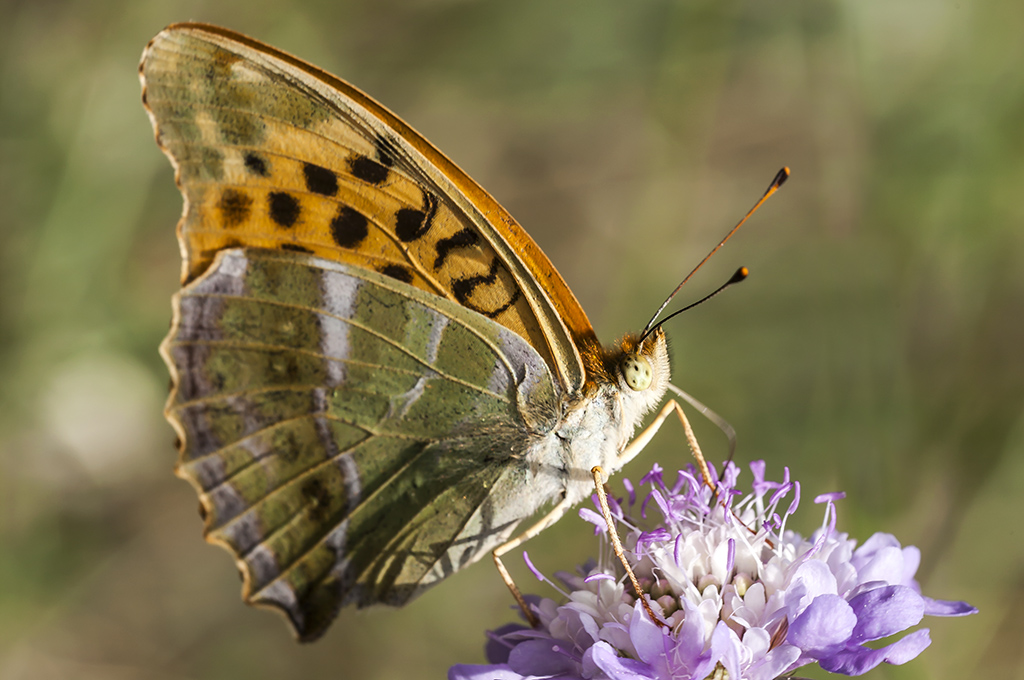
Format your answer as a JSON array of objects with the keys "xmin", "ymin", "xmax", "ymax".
[{"xmin": 586, "ymin": 328, "xmax": 670, "ymax": 423}]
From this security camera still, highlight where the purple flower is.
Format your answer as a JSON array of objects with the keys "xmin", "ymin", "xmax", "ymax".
[{"xmin": 450, "ymin": 461, "xmax": 975, "ymax": 680}]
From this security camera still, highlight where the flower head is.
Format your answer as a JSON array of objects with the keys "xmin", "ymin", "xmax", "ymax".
[{"xmin": 450, "ymin": 461, "xmax": 975, "ymax": 680}]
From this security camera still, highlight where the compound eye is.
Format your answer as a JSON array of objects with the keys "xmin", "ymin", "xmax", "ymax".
[{"xmin": 622, "ymin": 354, "xmax": 653, "ymax": 391}]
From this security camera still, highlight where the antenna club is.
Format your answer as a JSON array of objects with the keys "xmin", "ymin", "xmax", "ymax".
[
  {"xmin": 731, "ymin": 267, "xmax": 749, "ymax": 283},
  {"xmin": 773, "ymin": 167, "xmax": 790, "ymax": 188}
]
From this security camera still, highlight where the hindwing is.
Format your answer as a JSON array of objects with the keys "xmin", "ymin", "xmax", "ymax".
[{"xmin": 164, "ymin": 248, "xmax": 561, "ymax": 640}]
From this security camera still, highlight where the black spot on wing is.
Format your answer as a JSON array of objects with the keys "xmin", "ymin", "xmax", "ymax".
[
  {"xmin": 452, "ymin": 259, "xmax": 521, "ymax": 319},
  {"xmin": 303, "ymin": 163, "xmax": 338, "ymax": 196},
  {"xmin": 280, "ymin": 243, "xmax": 314, "ymax": 254},
  {"xmin": 244, "ymin": 153, "xmax": 269, "ymax": 177},
  {"xmin": 378, "ymin": 264, "xmax": 414, "ymax": 284},
  {"xmin": 348, "ymin": 155, "xmax": 389, "ymax": 185},
  {"xmin": 268, "ymin": 192, "xmax": 300, "ymax": 228},
  {"xmin": 433, "ymin": 228, "xmax": 479, "ymax": 269},
  {"xmin": 302, "ymin": 477, "xmax": 332, "ymax": 523},
  {"xmin": 330, "ymin": 206, "xmax": 369, "ymax": 248},
  {"xmin": 395, "ymin": 193, "xmax": 438, "ymax": 243},
  {"xmin": 218, "ymin": 189, "xmax": 252, "ymax": 227}
]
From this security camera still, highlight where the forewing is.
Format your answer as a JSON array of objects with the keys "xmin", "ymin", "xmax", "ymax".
[
  {"xmin": 141, "ymin": 22, "xmax": 595, "ymax": 391},
  {"xmin": 163, "ymin": 248, "xmax": 560, "ymax": 640}
]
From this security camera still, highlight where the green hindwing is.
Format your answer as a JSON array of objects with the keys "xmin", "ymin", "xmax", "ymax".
[{"xmin": 162, "ymin": 248, "xmax": 560, "ymax": 640}]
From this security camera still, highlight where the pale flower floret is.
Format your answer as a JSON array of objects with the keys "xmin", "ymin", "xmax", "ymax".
[{"xmin": 450, "ymin": 460, "xmax": 976, "ymax": 680}]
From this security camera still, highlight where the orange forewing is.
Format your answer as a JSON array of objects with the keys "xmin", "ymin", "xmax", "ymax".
[{"xmin": 142, "ymin": 23, "xmax": 596, "ymax": 390}]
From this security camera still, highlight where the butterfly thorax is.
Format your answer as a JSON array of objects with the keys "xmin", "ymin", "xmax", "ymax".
[{"xmin": 537, "ymin": 328, "xmax": 670, "ymax": 506}]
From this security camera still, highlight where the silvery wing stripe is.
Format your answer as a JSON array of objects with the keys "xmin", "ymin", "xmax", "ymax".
[
  {"xmin": 487, "ymin": 327, "xmax": 538, "ymax": 395},
  {"xmin": 318, "ymin": 264, "xmax": 360, "ymax": 317},
  {"xmin": 246, "ymin": 544, "xmax": 281, "ymax": 589},
  {"xmin": 335, "ymin": 451, "xmax": 361, "ymax": 515},
  {"xmin": 256, "ymin": 575, "xmax": 298, "ymax": 614},
  {"xmin": 388, "ymin": 375, "xmax": 431, "ymax": 420},
  {"xmin": 226, "ymin": 394, "xmax": 266, "ymax": 437},
  {"xmin": 190, "ymin": 250, "xmax": 249, "ymax": 297},
  {"xmin": 318, "ymin": 404, "xmax": 361, "ymax": 568},
  {"xmin": 424, "ymin": 313, "xmax": 449, "ymax": 365},
  {"xmin": 207, "ymin": 482, "xmax": 247, "ymax": 524},
  {"xmin": 318, "ymin": 315, "xmax": 350, "ymax": 387},
  {"xmin": 187, "ymin": 451, "xmax": 228, "ymax": 490},
  {"xmin": 312, "ymin": 388, "xmax": 340, "ymax": 459},
  {"xmin": 318, "ymin": 268, "xmax": 357, "ymax": 386},
  {"xmin": 222, "ymin": 511, "xmax": 264, "ymax": 555},
  {"xmin": 176, "ymin": 295, "xmax": 227, "ymax": 343}
]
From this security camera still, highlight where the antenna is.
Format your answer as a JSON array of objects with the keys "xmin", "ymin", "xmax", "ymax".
[
  {"xmin": 639, "ymin": 267, "xmax": 748, "ymax": 344},
  {"xmin": 642, "ymin": 167, "xmax": 789, "ymax": 335}
]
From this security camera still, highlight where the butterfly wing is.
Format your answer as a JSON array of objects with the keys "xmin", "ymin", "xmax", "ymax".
[
  {"xmin": 165, "ymin": 247, "xmax": 562, "ymax": 639},
  {"xmin": 141, "ymin": 23, "xmax": 598, "ymax": 639},
  {"xmin": 141, "ymin": 22, "xmax": 596, "ymax": 392}
]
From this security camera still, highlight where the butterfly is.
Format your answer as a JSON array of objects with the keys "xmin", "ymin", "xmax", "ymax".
[{"xmin": 141, "ymin": 23, "xmax": 783, "ymax": 642}]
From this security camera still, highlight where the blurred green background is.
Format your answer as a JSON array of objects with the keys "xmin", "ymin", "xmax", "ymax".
[{"xmin": 0, "ymin": 0, "xmax": 1018, "ymax": 678}]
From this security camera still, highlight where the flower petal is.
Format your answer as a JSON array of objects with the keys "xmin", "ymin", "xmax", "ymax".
[
  {"xmin": 448, "ymin": 664, "xmax": 523, "ymax": 680},
  {"xmin": 789, "ymin": 594, "xmax": 856, "ymax": 656},
  {"xmin": 819, "ymin": 629, "xmax": 932, "ymax": 675},
  {"xmin": 849, "ymin": 586, "xmax": 924, "ymax": 642},
  {"xmin": 786, "ymin": 560, "xmax": 839, "ymax": 617},
  {"xmin": 709, "ymin": 622, "xmax": 743, "ymax": 680},
  {"xmin": 585, "ymin": 641, "xmax": 655, "ymax": 680},
  {"xmin": 628, "ymin": 602, "xmax": 669, "ymax": 666},
  {"xmin": 486, "ymin": 624, "xmax": 530, "ymax": 664},
  {"xmin": 748, "ymin": 644, "xmax": 802, "ymax": 680},
  {"xmin": 671, "ymin": 598, "xmax": 708, "ymax": 665},
  {"xmin": 921, "ymin": 596, "xmax": 978, "ymax": 617},
  {"xmin": 508, "ymin": 640, "xmax": 577, "ymax": 677}
]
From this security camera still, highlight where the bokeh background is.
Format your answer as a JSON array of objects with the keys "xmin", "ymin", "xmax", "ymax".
[{"xmin": 1, "ymin": 0, "xmax": 1018, "ymax": 678}]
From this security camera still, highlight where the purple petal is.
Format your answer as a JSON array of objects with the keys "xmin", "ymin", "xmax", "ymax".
[
  {"xmin": 789, "ymin": 594, "xmax": 856, "ymax": 656},
  {"xmin": 786, "ymin": 560, "xmax": 839, "ymax": 617},
  {"xmin": 650, "ymin": 489, "xmax": 672, "ymax": 521},
  {"xmin": 640, "ymin": 464, "xmax": 664, "ymax": 488},
  {"xmin": 769, "ymin": 482, "xmax": 792, "ymax": 507},
  {"xmin": 709, "ymin": 622, "xmax": 743, "ymax": 680},
  {"xmin": 636, "ymin": 528, "xmax": 672, "ymax": 557},
  {"xmin": 628, "ymin": 601, "xmax": 670, "ymax": 665},
  {"xmin": 785, "ymin": 481, "xmax": 801, "ymax": 516},
  {"xmin": 523, "ymin": 551, "xmax": 545, "ymax": 581},
  {"xmin": 900, "ymin": 545, "xmax": 921, "ymax": 585},
  {"xmin": 849, "ymin": 586, "xmax": 924, "ymax": 642},
  {"xmin": 921, "ymin": 596, "xmax": 979, "ymax": 617},
  {"xmin": 579, "ymin": 507, "xmax": 606, "ymax": 534},
  {"xmin": 447, "ymin": 664, "xmax": 523, "ymax": 680},
  {"xmin": 585, "ymin": 641, "xmax": 655, "ymax": 680},
  {"xmin": 508, "ymin": 639, "xmax": 577, "ymax": 677},
  {"xmin": 485, "ymin": 624, "xmax": 530, "ymax": 664},
  {"xmin": 750, "ymin": 459, "xmax": 767, "ymax": 482},
  {"xmin": 814, "ymin": 491, "xmax": 846, "ymax": 504},
  {"xmin": 623, "ymin": 477, "xmax": 637, "ymax": 506},
  {"xmin": 720, "ymin": 461, "xmax": 740, "ymax": 489},
  {"xmin": 819, "ymin": 629, "xmax": 932, "ymax": 675},
  {"xmin": 670, "ymin": 470, "xmax": 687, "ymax": 494},
  {"xmin": 747, "ymin": 644, "xmax": 802, "ymax": 680},
  {"xmin": 584, "ymin": 572, "xmax": 616, "ymax": 584},
  {"xmin": 851, "ymin": 533, "xmax": 901, "ymax": 570},
  {"xmin": 672, "ymin": 598, "xmax": 710, "ymax": 664},
  {"xmin": 853, "ymin": 545, "xmax": 905, "ymax": 585}
]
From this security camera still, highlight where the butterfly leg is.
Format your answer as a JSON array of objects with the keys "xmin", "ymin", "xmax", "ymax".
[
  {"xmin": 492, "ymin": 496, "xmax": 574, "ymax": 628},
  {"xmin": 618, "ymin": 399, "xmax": 715, "ymax": 490},
  {"xmin": 590, "ymin": 465, "xmax": 668, "ymax": 628}
]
